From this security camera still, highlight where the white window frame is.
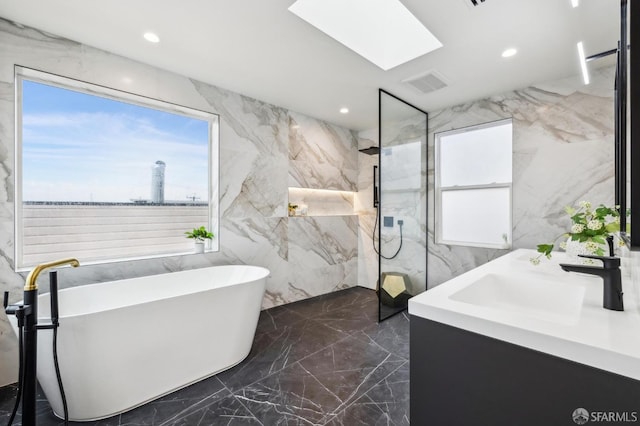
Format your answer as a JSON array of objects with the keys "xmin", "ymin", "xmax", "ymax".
[
  {"xmin": 14, "ymin": 66, "xmax": 220, "ymax": 270},
  {"xmin": 435, "ymin": 119, "xmax": 513, "ymax": 249}
]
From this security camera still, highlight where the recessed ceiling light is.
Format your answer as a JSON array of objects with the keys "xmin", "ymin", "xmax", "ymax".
[
  {"xmin": 143, "ymin": 32, "xmax": 160, "ymax": 43},
  {"xmin": 571, "ymin": 0, "xmax": 579, "ymax": 7},
  {"xmin": 577, "ymin": 41, "xmax": 590, "ymax": 85},
  {"xmin": 340, "ymin": 107, "xmax": 349, "ymax": 114},
  {"xmin": 501, "ymin": 48, "xmax": 517, "ymax": 58},
  {"xmin": 289, "ymin": 0, "xmax": 442, "ymax": 71}
]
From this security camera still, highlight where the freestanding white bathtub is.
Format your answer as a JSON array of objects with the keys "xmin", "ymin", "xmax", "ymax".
[{"xmin": 12, "ymin": 265, "xmax": 269, "ymax": 421}]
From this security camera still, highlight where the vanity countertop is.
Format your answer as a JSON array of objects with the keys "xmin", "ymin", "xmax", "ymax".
[{"xmin": 408, "ymin": 248, "xmax": 640, "ymax": 381}]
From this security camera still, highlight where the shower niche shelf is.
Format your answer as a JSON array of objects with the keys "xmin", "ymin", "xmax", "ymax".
[{"xmin": 287, "ymin": 187, "xmax": 355, "ymax": 217}]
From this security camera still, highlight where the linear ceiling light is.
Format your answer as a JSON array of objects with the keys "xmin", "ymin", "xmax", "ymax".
[
  {"xmin": 571, "ymin": 0, "xmax": 579, "ymax": 7},
  {"xmin": 577, "ymin": 41, "xmax": 589, "ymax": 85},
  {"xmin": 288, "ymin": 0, "xmax": 442, "ymax": 71}
]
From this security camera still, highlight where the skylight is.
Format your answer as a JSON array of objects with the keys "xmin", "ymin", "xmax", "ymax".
[{"xmin": 288, "ymin": 0, "xmax": 442, "ymax": 71}]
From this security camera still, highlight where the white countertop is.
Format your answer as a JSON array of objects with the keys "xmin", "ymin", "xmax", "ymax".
[{"xmin": 408, "ymin": 249, "xmax": 640, "ymax": 381}]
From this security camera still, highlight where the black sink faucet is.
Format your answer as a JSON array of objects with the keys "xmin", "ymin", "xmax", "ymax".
[{"xmin": 559, "ymin": 254, "xmax": 623, "ymax": 311}]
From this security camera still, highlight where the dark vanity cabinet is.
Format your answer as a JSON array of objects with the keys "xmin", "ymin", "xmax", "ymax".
[{"xmin": 410, "ymin": 317, "xmax": 640, "ymax": 426}]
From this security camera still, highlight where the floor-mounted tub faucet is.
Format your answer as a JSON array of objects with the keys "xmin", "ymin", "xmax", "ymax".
[
  {"xmin": 4, "ymin": 258, "xmax": 79, "ymax": 426},
  {"xmin": 559, "ymin": 254, "xmax": 623, "ymax": 311}
]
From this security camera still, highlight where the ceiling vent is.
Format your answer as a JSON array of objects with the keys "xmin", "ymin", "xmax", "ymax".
[
  {"xmin": 402, "ymin": 71, "xmax": 448, "ymax": 95},
  {"xmin": 464, "ymin": 0, "xmax": 486, "ymax": 7}
]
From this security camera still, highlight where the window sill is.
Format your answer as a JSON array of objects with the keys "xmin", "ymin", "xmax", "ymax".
[
  {"xmin": 15, "ymin": 248, "xmax": 220, "ymax": 273},
  {"xmin": 436, "ymin": 240, "xmax": 512, "ymax": 250}
]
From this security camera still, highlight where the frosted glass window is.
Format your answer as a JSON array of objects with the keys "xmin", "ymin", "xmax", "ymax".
[
  {"xmin": 439, "ymin": 121, "xmax": 512, "ymax": 187},
  {"xmin": 441, "ymin": 188, "xmax": 511, "ymax": 247},
  {"xmin": 436, "ymin": 119, "xmax": 512, "ymax": 248}
]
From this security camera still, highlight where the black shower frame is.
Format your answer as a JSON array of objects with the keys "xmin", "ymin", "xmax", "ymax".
[{"xmin": 377, "ymin": 88, "xmax": 429, "ymax": 322}]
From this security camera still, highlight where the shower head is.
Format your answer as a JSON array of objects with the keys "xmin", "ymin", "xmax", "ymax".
[{"xmin": 359, "ymin": 146, "xmax": 380, "ymax": 155}]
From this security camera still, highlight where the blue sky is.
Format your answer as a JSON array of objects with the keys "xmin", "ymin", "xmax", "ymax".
[{"xmin": 22, "ymin": 80, "xmax": 211, "ymax": 202}]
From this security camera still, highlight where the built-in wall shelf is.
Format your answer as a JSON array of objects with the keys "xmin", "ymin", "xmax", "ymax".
[{"xmin": 288, "ymin": 187, "xmax": 355, "ymax": 217}]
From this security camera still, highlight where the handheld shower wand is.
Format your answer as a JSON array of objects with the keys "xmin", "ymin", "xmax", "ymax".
[
  {"xmin": 371, "ymin": 165, "xmax": 403, "ymax": 260},
  {"xmin": 373, "ymin": 165, "xmax": 379, "ymax": 208}
]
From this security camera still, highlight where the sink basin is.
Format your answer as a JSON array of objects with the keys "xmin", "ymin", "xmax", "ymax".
[{"xmin": 449, "ymin": 273, "xmax": 585, "ymax": 325}]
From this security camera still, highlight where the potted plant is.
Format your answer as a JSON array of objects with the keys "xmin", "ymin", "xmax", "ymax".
[
  {"xmin": 530, "ymin": 201, "xmax": 624, "ymax": 265},
  {"xmin": 185, "ymin": 226, "xmax": 214, "ymax": 253}
]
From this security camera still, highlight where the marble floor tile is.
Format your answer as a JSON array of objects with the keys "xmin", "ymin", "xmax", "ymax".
[
  {"xmin": 0, "ymin": 384, "xmax": 18, "ymax": 422},
  {"xmin": 236, "ymin": 362, "xmax": 343, "ymax": 425},
  {"xmin": 324, "ymin": 362, "xmax": 409, "ymax": 426},
  {"xmin": 167, "ymin": 393, "xmax": 261, "ymax": 426},
  {"xmin": 0, "ymin": 287, "xmax": 409, "ymax": 425},
  {"xmin": 362, "ymin": 361, "xmax": 410, "ymax": 425},
  {"xmin": 217, "ymin": 318, "xmax": 350, "ymax": 393},
  {"xmin": 299, "ymin": 332, "xmax": 406, "ymax": 418},
  {"xmin": 310, "ymin": 302, "xmax": 378, "ymax": 336},
  {"xmin": 360, "ymin": 311, "xmax": 410, "ymax": 360},
  {"xmin": 323, "ymin": 398, "xmax": 388, "ymax": 426},
  {"xmin": 254, "ymin": 305, "xmax": 305, "ymax": 335},
  {"xmin": 284, "ymin": 287, "xmax": 376, "ymax": 320}
]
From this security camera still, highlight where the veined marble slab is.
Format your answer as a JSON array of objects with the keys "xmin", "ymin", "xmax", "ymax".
[
  {"xmin": 0, "ymin": 18, "xmax": 359, "ymax": 386},
  {"xmin": 425, "ymin": 66, "xmax": 615, "ymax": 289}
]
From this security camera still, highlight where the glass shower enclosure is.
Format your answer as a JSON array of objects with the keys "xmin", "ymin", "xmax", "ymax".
[{"xmin": 377, "ymin": 89, "xmax": 428, "ymax": 321}]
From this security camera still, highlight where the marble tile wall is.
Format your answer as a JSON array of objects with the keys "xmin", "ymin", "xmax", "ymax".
[
  {"xmin": 288, "ymin": 112, "xmax": 358, "ymax": 191},
  {"xmin": 288, "ymin": 216, "xmax": 358, "ymax": 300},
  {"xmin": 287, "ymin": 187, "xmax": 355, "ymax": 217},
  {"xmin": 356, "ymin": 129, "xmax": 379, "ymax": 290},
  {"xmin": 0, "ymin": 19, "xmax": 357, "ymax": 386},
  {"xmin": 428, "ymin": 66, "xmax": 615, "ymax": 288},
  {"xmin": 357, "ymin": 66, "xmax": 616, "ymax": 293}
]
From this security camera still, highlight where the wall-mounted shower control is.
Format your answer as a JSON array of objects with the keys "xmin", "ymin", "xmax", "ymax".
[{"xmin": 384, "ymin": 216, "xmax": 394, "ymax": 227}]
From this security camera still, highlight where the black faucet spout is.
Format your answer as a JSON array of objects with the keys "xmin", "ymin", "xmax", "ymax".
[
  {"xmin": 560, "ymin": 263, "xmax": 606, "ymax": 277},
  {"xmin": 559, "ymin": 254, "xmax": 623, "ymax": 311}
]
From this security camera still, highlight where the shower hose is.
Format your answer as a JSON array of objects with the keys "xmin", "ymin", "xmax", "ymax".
[
  {"xmin": 372, "ymin": 205, "xmax": 403, "ymax": 260},
  {"xmin": 6, "ymin": 316, "xmax": 69, "ymax": 426}
]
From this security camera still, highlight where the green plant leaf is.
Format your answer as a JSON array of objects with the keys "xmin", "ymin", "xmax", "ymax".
[
  {"xmin": 536, "ymin": 244, "xmax": 554, "ymax": 256},
  {"xmin": 571, "ymin": 213, "xmax": 585, "ymax": 223},
  {"xmin": 185, "ymin": 226, "xmax": 214, "ymax": 241},
  {"xmin": 595, "ymin": 205, "xmax": 614, "ymax": 217},
  {"xmin": 605, "ymin": 223, "xmax": 620, "ymax": 233}
]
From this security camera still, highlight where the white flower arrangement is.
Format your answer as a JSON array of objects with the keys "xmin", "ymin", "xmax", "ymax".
[{"xmin": 530, "ymin": 201, "xmax": 623, "ymax": 265}]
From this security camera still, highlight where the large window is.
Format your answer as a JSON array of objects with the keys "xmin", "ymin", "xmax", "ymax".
[
  {"xmin": 435, "ymin": 119, "xmax": 512, "ymax": 249},
  {"xmin": 15, "ymin": 67, "xmax": 219, "ymax": 269}
]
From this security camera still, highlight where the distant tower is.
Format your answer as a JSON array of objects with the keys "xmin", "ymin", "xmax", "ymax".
[{"xmin": 151, "ymin": 160, "xmax": 166, "ymax": 204}]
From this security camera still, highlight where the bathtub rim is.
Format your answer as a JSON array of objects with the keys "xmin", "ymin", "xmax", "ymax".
[{"xmin": 30, "ymin": 264, "xmax": 270, "ymax": 320}]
